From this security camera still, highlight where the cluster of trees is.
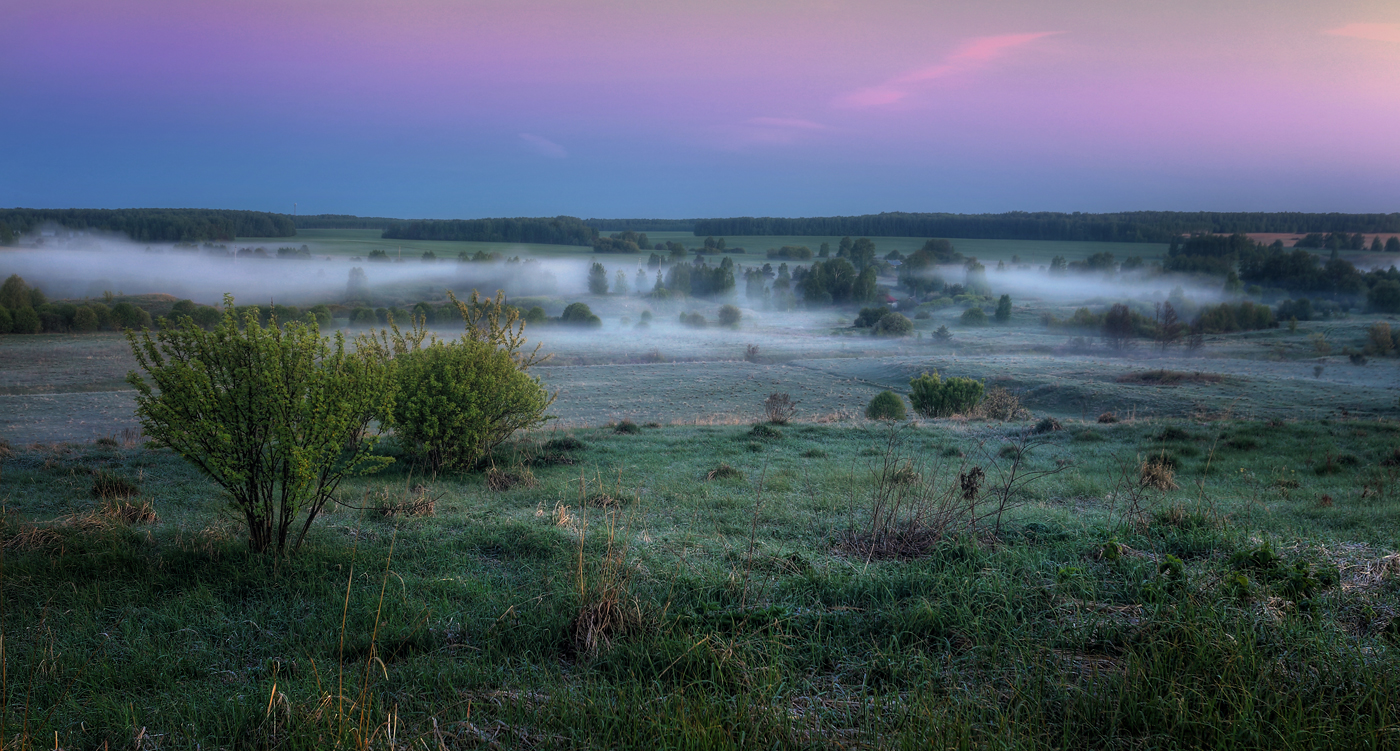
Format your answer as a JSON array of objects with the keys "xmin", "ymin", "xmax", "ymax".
[
  {"xmin": 795, "ymin": 258, "xmax": 878, "ymax": 305},
  {"xmin": 1166, "ymin": 233, "xmax": 1398, "ymax": 305},
  {"xmin": 1293, "ymin": 232, "xmax": 1400, "ymax": 252},
  {"xmin": 0, "ymin": 208, "xmax": 295, "ymax": 242},
  {"xmin": 1194, "ymin": 301, "xmax": 1276, "ymax": 334},
  {"xmin": 593, "ymin": 230, "xmax": 657, "ymax": 253},
  {"xmin": 292, "ymin": 214, "xmax": 396, "ymax": 230},
  {"xmin": 583, "ymin": 218, "xmax": 696, "ymax": 233},
  {"xmin": 853, "ymin": 306, "xmax": 913, "ymax": 336},
  {"xmin": 0, "ymin": 275, "xmax": 192, "ymax": 334},
  {"xmin": 382, "ymin": 216, "xmax": 595, "ymax": 245},
  {"xmin": 692, "ymin": 212, "xmax": 1400, "ymax": 243},
  {"xmin": 128, "ymin": 291, "xmax": 553, "ymax": 555}
]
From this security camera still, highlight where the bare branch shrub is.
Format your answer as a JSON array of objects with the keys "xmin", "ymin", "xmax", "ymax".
[{"xmin": 762, "ymin": 392, "xmax": 798, "ymax": 424}]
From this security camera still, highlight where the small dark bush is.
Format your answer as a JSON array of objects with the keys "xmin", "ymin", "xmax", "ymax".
[
  {"xmin": 1033, "ymin": 417, "xmax": 1063, "ymax": 434},
  {"xmin": 706, "ymin": 463, "xmax": 745, "ymax": 481},
  {"xmin": 614, "ymin": 420, "xmax": 641, "ymax": 435},
  {"xmin": 544, "ymin": 436, "xmax": 587, "ymax": 452},
  {"xmin": 865, "ymin": 391, "xmax": 907, "ymax": 421},
  {"xmin": 750, "ymin": 423, "xmax": 784, "ymax": 440},
  {"xmin": 1158, "ymin": 426, "xmax": 1193, "ymax": 442},
  {"xmin": 1097, "ymin": 412, "xmax": 1118, "ymax": 424},
  {"xmin": 872, "ymin": 313, "xmax": 914, "ymax": 337}
]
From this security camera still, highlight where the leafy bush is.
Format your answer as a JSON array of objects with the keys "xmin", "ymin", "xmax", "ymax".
[
  {"xmin": 717, "ymin": 304, "xmax": 742, "ymax": 327},
  {"xmin": 865, "ymin": 391, "xmax": 907, "ymax": 421},
  {"xmin": 127, "ymin": 297, "xmax": 392, "ymax": 555},
  {"xmin": 382, "ymin": 291, "xmax": 555, "ymax": 473},
  {"xmin": 11, "ymin": 305, "xmax": 40, "ymax": 334},
  {"xmin": 959, "ymin": 307, "xmax": 988, "ymax": 326},
  {"xmin": 0, "ymin": 305, "xmax": 11, "ymax": 334},
  {"xmin": 561, "ymin": 302, "xmax": 602, "ymax": 327},
  {"xmin": 391, "ymin": 340, "xmax": 552, "ymax": 470},
  {"xmin": 908, "ymin": 370, "xmax": 985, "ymax": 418},
  {"xmin": 854, "ymin": 306, "xmax": 890, "ymax": 328},
  {"xmin": 873, "ymin": 312, "xmax": 913, "ymax": 337}
]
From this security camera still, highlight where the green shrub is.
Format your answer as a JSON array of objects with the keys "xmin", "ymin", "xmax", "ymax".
[
  {"xmin": 11, "ymin": 305, "xmax": 40, "ymax": 334},
  {"xmin": 865, "ymin": 390, "xmax": 907, "ymax": 421},
  {"xmin": 960, "ymin": 307, "xmax": 988, "ymax": 326},
  {"xmin": 854, "ymin": 306, "xmax": 890, "ymax": 328},
  {"xmin": 717, "ymin": 304, "xmax": 742, "ymax": 327},
  {"xmin": 111, "ymin": 302, "xmax": 153, "ymax": 330},
  {"xmin": 0, "ymin": 305, "xmax": 12, "ymax": 334},
  {"xmin": 908, "ymin": 370, "xmax": 985, "ymax": 418},
  {"xmin": 385, "ymin": 291, "xmax": 555, "ymax": 472},
  {"xmin": 72, "ymin": 306, "xmax": 100, "ymax": 332},
  {"xmin": 127, "ymin": 296, "xmax": 392, "ymax": 555},
  {"xmin": 561, "ymin": 302, "xmax": 602, "ymax": 327},
  {"xmin": 872, "ymin": 312, "xmax": 913, "ymax": 337}
]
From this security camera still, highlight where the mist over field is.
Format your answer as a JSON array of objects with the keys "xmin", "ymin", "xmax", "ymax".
[{"xmin": 0, "ymin": 237, "xmax": 594, "ymax": 304}]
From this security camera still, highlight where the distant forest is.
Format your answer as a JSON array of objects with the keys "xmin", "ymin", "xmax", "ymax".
[
  {"xmin": 382, "ymin": 216, "xmax": 596, "ymax": 245},
  {"xmin": 691, "ymin": 212, "xmax": 1400, "ymax": 243},
  {"xmin": 293, "ymin": 214, "xmax": 397, "ymax": 230},
  {"xmin": 10, "ymin": 208, "xmax": 1400, "ymax": 248},
  {"xmin": 583, "ymin": 218, "xmax": 697, "ymax": 232},
  {"xmin": 0, "ymin": 208, "xmax": 295, "ymax": 242}
]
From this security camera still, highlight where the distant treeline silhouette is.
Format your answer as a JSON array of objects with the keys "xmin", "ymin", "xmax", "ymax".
[
  {"xmin": 584, "ymin": 218, "xmax": 697, "ymax": 232},
  {"xmin": 691, "ymin": 212, "xmax": 1400, "ymax": 243},
  {"xmin": 293, "ymin": 214, "xmax": 398, "ymax": 230},
  {"xmin": 0, "ymin": 208, "xmax": 295, "ymax": 242},
  {"xmin": 382, "ymin": 216, "xmax": 596, "ymax": 245}
]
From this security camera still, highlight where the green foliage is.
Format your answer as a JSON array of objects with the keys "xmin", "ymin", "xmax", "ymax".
[
  {"xmin": 11, "ymin": 305, "xmax": 40, "ymax": 334},
  {"xmin": 588, "ymin": 262, "xmax": 609, "ymax": 295},
  {"xmin": 561, "ymin": 302, "xmax": 602, "ymax": 327},
  {"xmin": 0, "ymin": 305, "xmax": 11, "ymax": 334},
  {"xmin": 717, "ymin": 304, "xmax": 741, "ymax": 327},
  {"xmin": 1368, "ymin": 280, "xmax": 1400, "ymax": 313},
  {"xmin": 126, "ymin": 298, "xmax": 392, "ymax": 555},
  {"xmin": 390, "ymin": 339, "xmax": 552, "ymax": 471},
  {"xmin": 110, "ymin": 302, "xmax": 153, "ymax": 331},
  {"xmin": 1194, "ymin": 301, "xmax": 1275, "ymax": 333},
  {"xmin": 1, "ymin": 274, "xmax": 33, "ymax": 310},
  {"xmin": 872, "ymin": 312, "xmax": 913, "ymax": 337},
  {"xmin": 370, "ymin": 290, "xmax": 555, "ymax": 474},
  {"xmin": 865, "ymin": 390, "xmax": 907, "ymax": 421},
  {"xmin": 908, "ymin": 370, "xmax": 985, "ymax": 418},
  {"xmin": 959, "ymin": 307, "xmax": 987, "ymax": 326},
  {"xmin": 0, "ymin": 208, "xmax": 293, "ymax": 242},
  {"xmin": 854, "ymin": 306, "xmax": 890, "ymax": 328},
  {"xmin": 994, "ymin": 294, "xmax": 1012, "ymax": 323}
]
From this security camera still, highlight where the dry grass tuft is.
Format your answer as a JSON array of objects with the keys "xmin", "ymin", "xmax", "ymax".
[
  {"xmin": 762, "ymin": 392, "xmax": 798, "ymax": 424},
  {"xmin": 0, "ymin": 439, "xmax": 13, "ymax": 460},
  {"xmin": 706, "ymin": 463, "xmax": 745, "ymax": 481},
  {"xmin": 101, "ymin": 498, "xmax": 158, "ymax": 524},
  {"xmin": 486, "ymin": 466, "xmax": 538, "ymax": 492},
  {"xmin": 91, "ymin": 470, "xmax": 140, "ymax": 500},
  {"xmin": 371, "ymin": 484, "xmax": 438, "ymax": 517},
  {"xmin": 1140, "ymin": 457, "xmax": 1178, "ymax": 490},
  {"xmin": 1, "ymin": 524, "xmax": 63, "ymax": 551}
]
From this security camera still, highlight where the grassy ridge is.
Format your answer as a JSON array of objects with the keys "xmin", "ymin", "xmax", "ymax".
[{"xmin": 2, "ymin": 417, "xmax": 1398, "ymax": 748}]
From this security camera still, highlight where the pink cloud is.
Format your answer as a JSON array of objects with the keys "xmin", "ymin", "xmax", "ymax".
[
  {"xmin": 835, "ymin": 31, "xmax": 1062, "ymax": 108},
  {"xmin": 1326, "ymin": 23, "xmax": 1400, "ymax": 44}
]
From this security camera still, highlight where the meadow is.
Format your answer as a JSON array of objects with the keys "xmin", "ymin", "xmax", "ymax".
[{"xmin": 1, "ymin": 232, "xmax": 1399, "ymax": 748}]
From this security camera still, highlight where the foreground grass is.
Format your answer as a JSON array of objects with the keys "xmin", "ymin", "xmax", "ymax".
[{"xmin": 1, "ymin": 418, "xmax": 1399, "ymax": 749}]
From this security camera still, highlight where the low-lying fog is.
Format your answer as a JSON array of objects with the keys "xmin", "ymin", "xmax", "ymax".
[{"xmin": 1, "ymin": 235, "xmax": 1227, "ymax": 319}]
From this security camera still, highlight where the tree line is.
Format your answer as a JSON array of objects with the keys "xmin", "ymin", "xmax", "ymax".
[
  {"xmin": 691, "ymin": 212, "xmax": 1400, "ymax": 243},
  {"xmin": 0, "ymin": 208, "xmax": 296, "ymax": 242},
  {"xmin": 382, "ymin": 216, "xmax": 595, "ymax": 245}
]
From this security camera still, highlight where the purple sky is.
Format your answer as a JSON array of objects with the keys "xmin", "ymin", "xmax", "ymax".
[{"xmin": 4, "ymin": 1, "xmax": 1399, "ymax": 219}]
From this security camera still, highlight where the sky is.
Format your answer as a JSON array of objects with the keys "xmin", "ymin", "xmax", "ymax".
[{"xmin": 3, "ymin": 0, "xmax": 1399, "ymax": 219}]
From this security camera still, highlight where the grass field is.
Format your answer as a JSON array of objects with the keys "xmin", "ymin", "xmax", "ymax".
[
  {"xmin": 2, "ymin": 237, "xmax": 1399, "ymax": 748},
  {"xmin": 2, "ymin": 416, "xmax": 1399, "ymax": 748}
]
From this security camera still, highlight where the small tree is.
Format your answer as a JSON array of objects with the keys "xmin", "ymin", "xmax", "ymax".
[
  {"xmin": 588, "ymin": 262, "xmax": 609, "ymax": 295},
  {"xmin": 127, "ymin": 298, "xmax": 392, "ymax": 555},
  {"xmin": 866, "ymin": 391, "xmax": 907, "ymax": 421},
  {"xmin": 1102, "ymin": 303, "xmax": 1134, "ymax": 350},
  {"xmin": 994, "ymin": 295, "xmax": 1012, "ymax": 323},
  {"xmin": 909, "ymin": 370, "xmax": 985, "ymax": 418},
  {"xmin": 717, "ymin": 304, "xmax": 742, "ymax": 328}
]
